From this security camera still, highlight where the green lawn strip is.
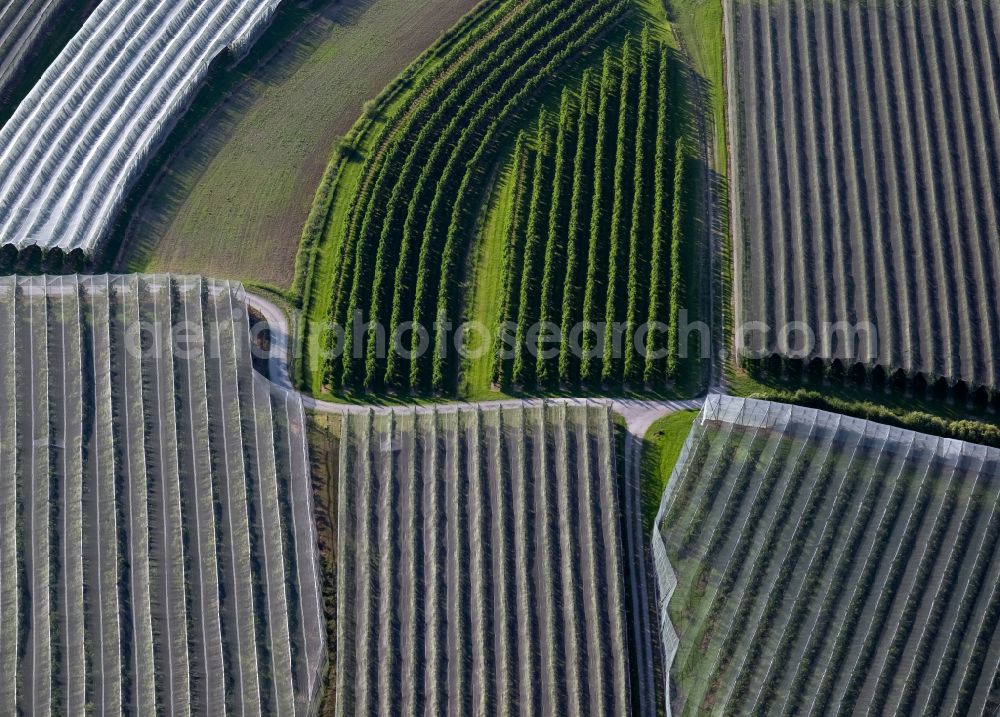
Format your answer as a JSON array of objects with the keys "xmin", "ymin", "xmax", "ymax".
[
  {"xmin": 631, "ymin": 0, "xmax": 676, "ymax": 43},
  {"xmin": 641, "ymin": 409, "xmax": 699, "ymax": 534},
  {"xmin": 666, "ymin": 0, "xmax": 733, "ymax": 386},
  {"xmin": 666, "ymin": 0, "xmax": 726, "ymax": 171},
  {"xmin": 459, "ymin": 151, "xmax": 521, "ymax": 398}
]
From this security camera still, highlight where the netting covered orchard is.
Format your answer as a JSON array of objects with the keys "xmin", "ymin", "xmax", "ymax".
[
  {"xmin": 653, "ymin": 394, "xmax": 1000, "ymax": 716},
  {"xmin": 335, "ymin": 401, "xmax": 632, "ymax": 716},
  {"xmin": 730, "ymin": 0, "xmax": 1000, "ymax": 392},
  {"xmin": 0, "ymin": 274, "xmax": 324, "ymax": 716},
  {"xmin": 0, "ymin": 0, "xmax": 283, "ymax": 258}
]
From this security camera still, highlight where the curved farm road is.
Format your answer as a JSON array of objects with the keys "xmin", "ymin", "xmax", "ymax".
[
  {"xmin": 244, "ymin": 293, "xmax": 294, "ymax": 391},
  {"xmin": 245, "ymin": 291, "xmax": 703, "ymax": 715}
]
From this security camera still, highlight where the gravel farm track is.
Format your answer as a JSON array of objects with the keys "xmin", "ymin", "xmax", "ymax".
[
  {"xmin": 247, "ymin": 291, "xmax": 703, "ymax": 716},
  {"xmin": 730, "ymin": 0, "xmax": 1000, "ymax": 391}
]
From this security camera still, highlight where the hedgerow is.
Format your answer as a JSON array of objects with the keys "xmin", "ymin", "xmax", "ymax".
[
  {"xmin": 580, "ymin": 50, "xmax": 617, "ymax": 385},
  {"xmin": 536, "ymin": 91, "xmax": 578, "ymax": 387},
  {"xmin": 667, "ymin": 140, "xmax": 686, "ymax": 380},
  {"xmin": 645, "ymin": 43, "xmax": 672, "ymax": 385},
  {"xmin": 601, "ymin": 36, "xmax": 636, "ymax": 385},
  {"xmin": 744, "ymin": 385, "xmax": 1000, "ymax": 448},
  {"xmin": 624, "ymin": 28, "xmax": 654, "ymax": 385},
  {"xmin": 559, "ymin": 71, "xmax": 596, "ymax": 386},
  {"xmin": 492, "ymin": 135, "xmax": 534, "ymax": 389},
  {"xmin": 513, "ymin": 114, "xmax": 555, "ymax": 387}
]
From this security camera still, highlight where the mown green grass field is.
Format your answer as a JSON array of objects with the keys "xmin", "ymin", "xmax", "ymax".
[
  {"xmin": 641, "ymin": 408, "xmax": 699, "ymax": 531},
  {"xmin": 116, "ymin": 0, "xmax": 477, "ymax": 288}
]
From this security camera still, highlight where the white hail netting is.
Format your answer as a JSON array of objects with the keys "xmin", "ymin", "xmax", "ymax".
[
  {"xmin": 334, "ymin": 402, "xmax": 632, "ymax": 716},
  {"xmin": 0, "ymin": 274, "xmax": 325, "ymax": 716},
  {"xmin": 0, "ymin": 0, "xmax": 282, "ymax": 256},
  {"xmin": 730, "ymin": 0, "xmax": 1000, "ymax": 390},
  {"xmin": 651, "ymin": 394, "xmax": 1000, "ymax": 716}
]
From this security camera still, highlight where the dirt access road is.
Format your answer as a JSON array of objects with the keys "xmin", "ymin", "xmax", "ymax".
[{"xmin": 247, "ymin": 290, "xmax": 704, "ymax": 717}]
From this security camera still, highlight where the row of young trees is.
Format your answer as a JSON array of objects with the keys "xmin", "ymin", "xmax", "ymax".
[
  {"xmin": 493, "ymin": 29, "xmax": 692, "ymax": 392},
  {"xmin": 324, "ymin": 0, "xmax": 628, "ymax": 395}
]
